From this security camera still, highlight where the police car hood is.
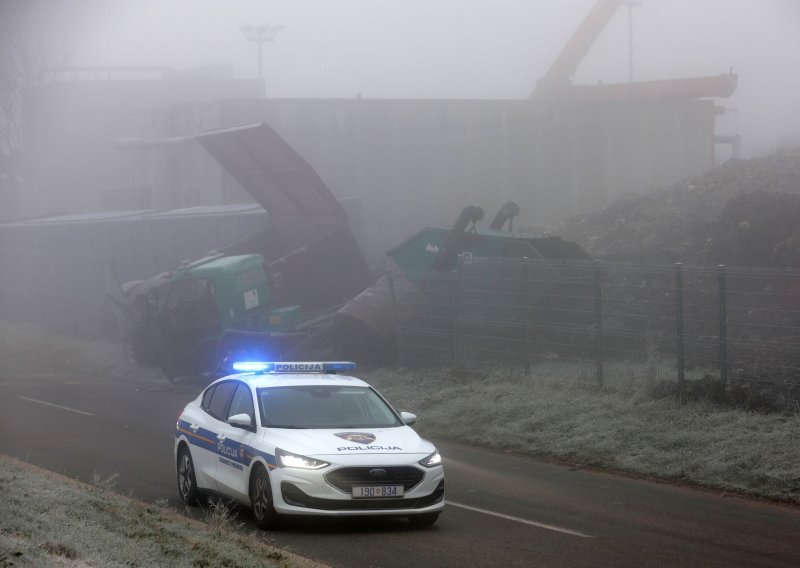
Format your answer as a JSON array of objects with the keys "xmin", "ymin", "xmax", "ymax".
[{"xmin": 264, "ymin": 425, "xmax": 432, "ymax": 457}]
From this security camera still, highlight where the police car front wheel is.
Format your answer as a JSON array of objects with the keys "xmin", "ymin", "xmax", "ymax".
[
  {"xmin": 176, "ymin": 446, "xmax": 199, "ymax": 505},
  {"xmin": 250, "ymin": 465, "xmax": 278, "ymax": 529}
]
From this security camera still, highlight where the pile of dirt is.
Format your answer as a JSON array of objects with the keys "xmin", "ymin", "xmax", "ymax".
[
  {"xmin": 543, "ymin": 149, "xmax": 800, "ymax": 402},
  {"xmin": 553, "ymin": 148, "xmax": 800, "ymax": 266}
]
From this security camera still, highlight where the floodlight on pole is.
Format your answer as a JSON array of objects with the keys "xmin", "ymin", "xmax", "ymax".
[
  {"xmin": 239, "ymin": 24, "xmax": 284, "ymax": 82},
  {"xmin": 623, "ymin": 1, "xmax": 643, "ymax": 83}
]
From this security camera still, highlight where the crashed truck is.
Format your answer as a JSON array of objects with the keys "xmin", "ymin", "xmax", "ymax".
[
  {"xmin": 117, "ymin": 122, "xmax": 592, "ymax": 377},
  {"xmin": 117, "ymin": 123, "xmax": 371, "ymax": 378}
]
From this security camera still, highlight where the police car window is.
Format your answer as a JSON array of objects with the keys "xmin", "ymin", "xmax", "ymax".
[
  {"xmin": 207, "ymin": 381, "xmax": 236, "ymax": 421},
  {"xmin": 257, "ymin": 385, "xmax": 401, "ymax": 429},
  {"xmin": 201, "ymin": 385, "xmax": 216, "ymax": 411},
  {"xmin": 228, "ymin": 383, "xmax": 255, "ymax": 421}
]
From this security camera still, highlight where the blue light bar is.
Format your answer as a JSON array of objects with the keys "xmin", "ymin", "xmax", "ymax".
[
  {"xmin": 317, "ymin": 362, "xmax": 357, "ymax": 373},
  {"xmin": 232, "ymin": 361, "xmax": 274, "ymax": 373},
  {"xmin": 231, "ymin": 361, "xmax": 356, "ymax": 374}
]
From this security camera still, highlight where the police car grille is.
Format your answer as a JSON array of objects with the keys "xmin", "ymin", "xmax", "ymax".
[
  {"xmin": 282, "ymin": 481, "xmax": 444, "ymax": 511},
  {"xmin": 325, "ymin": 466, "xmax": 424, "ymax": 492}
]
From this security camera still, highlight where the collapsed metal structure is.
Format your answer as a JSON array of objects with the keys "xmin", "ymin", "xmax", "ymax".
[
  {"xmin": 194, "ymin": 123, "xmax": 371, "ymax": 313},
  {"xmin": 0, "ymin": 0, "xmax": 743, "ymax": 374}
]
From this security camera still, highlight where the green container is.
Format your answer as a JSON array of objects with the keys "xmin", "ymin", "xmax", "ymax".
[{"xmin": 387, "ymin": 226, "xmax": 590, "ymax": 287}]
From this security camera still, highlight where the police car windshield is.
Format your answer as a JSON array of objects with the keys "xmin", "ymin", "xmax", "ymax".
[{"xmin": 257, "ymin": 385, "xmax": 402, "ymax": 429}]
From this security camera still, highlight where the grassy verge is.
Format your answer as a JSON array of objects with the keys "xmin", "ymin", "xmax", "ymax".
[
  {"xmin": 363, "ymin": 367, "xmax": 800, "ymax": 504},
  {"xmin": 0, "ymin": 455, "xmax": 324, "ymax": 568},
  {"xmin": 0, "ymin": 322, "xmax": 169, "ymax": 390}
]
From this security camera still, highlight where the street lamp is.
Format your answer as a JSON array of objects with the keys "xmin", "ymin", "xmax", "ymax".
[
  {"xmin": 623, "ymin": 1, "xmax": 643, "ymax": 83},
  {"xmin": 239, "ymin": 24, "xmax": 284, "ymax": 83}
]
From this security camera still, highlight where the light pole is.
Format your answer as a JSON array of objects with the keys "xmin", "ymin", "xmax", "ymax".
[
  {"xmin": 239, "ymin": 25, "xmax": 284, "ymax": 83},
  {"xmin": 623, "ymin": 1, "xmax": 642, "ymax": 83}
]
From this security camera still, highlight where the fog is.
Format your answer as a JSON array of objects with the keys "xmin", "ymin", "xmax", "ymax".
[{"xmin": 4, "ymin": 0, "xmax": 799, "ymax": 156}]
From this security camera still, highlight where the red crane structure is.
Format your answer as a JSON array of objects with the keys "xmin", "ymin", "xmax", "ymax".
[{"xmin": 532, "ymin": 0, "xmax": 738, "ymax": 103}]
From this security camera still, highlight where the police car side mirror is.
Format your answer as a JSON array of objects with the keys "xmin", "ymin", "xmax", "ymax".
[
  {"xmin": 228, "ymin": 413, "xmax": 253, "ymax": 429},
  {"xmin": 400, "ymin": 411, "xmax": 417, "ymax": 426}
]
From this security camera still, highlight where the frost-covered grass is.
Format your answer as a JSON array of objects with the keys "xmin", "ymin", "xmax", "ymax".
[
  {"xmin": 0, "ymin": 456, "xmax": 323, "ymax": 568},
  {"xmin": 363, "ymin": 367, "xmax": 800, "ymax": 503},
  {"xmin": 0, "ymin": 322, "xmax": 169, "ymax": 390}
]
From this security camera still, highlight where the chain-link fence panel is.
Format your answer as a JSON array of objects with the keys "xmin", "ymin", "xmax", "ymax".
[{"xmin": 395, "ymin": 259, "xmax": 800, "ymax": 408}]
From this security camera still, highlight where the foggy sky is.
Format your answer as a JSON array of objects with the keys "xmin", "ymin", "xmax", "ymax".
[{"xmin": 3, "ymin": 0, "xmax": 799, "ymax": 157}]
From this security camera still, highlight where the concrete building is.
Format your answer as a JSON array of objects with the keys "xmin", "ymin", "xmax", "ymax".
[
  {"xmin": 110, "ymin": 96, "xmax": 720, "ymax": 260},
  {"xmin": 11, "ymin": 64, "xmax": 726, "ymax": 261},
  {"xmin": 16, "ymin": 66, "xmax": 263, "ymax": 218}
]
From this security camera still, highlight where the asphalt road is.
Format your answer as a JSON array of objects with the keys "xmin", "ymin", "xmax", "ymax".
[{"xmin": 1, "ymin": 372, "xmax": 799, "ymax": 568}]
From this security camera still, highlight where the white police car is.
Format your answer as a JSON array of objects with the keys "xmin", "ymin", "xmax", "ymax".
[{"xmin": 174, "ymin": 362, "xmax": 444, "ymax": 528}]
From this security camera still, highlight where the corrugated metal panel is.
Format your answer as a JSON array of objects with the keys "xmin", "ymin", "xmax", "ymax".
[
  {"xmin": 143, "ymin": 204, "xmax": 263, "ymax": 218},
  {"xmin": 195, "ymin": 122, "xmax": 346, "ymax": 222},
  {"xmin": 0, "ymin": 204, "xmax": 276, "ymax": 337},
  {"xmin": 7, "ymin": 210, "xmax": 155, "ymax": 225},
  {"xmin": 0, "ymin": 205, "xmax": 270, "ymax": 282}
]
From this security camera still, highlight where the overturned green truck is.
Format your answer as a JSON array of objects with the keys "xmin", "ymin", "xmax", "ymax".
[{"xmin": 117, "ymin": 123, "xmax": 371, "ymax": 378}]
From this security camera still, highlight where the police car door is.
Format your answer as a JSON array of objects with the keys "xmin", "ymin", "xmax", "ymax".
[
  {"xmin": 214, "ymin": 382, "xmax": 257, "ymax": 503},
  {"xmin": 193, "ymin": 380, "xmax": 238, "ymax": 488}
]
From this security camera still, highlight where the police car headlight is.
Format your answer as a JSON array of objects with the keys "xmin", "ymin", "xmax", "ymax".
[
  {"xmin": 419, "ymin": 449, "xmax": 442, "ymax": 468},
  {"xmin": 276, "ymin": 448, "xmax": 330, "ymax": 470}
]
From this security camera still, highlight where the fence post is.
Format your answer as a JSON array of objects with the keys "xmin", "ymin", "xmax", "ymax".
[
  {"xmin": 524, "ymin": 262, "xmax": 532, "ymax": 376},
  {"xmin": 452, "ymin": 262, "xmax": 462, "ymax": 366},
  {"xmin": 594, "ymin": 261, "xmax": 604, "ymax": 387},
  {"xmin": 718, "ymin": 264, "xmax": 728, "ymax": 388},
  {"xmin": 386, "ymin": 267, "xmax": 399, "ymax": 362},
  {"xmin": 675, "ymin": 263, "xmax": 685, "ymax": 388}
]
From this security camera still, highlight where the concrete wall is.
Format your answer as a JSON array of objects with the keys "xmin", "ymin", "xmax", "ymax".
[
  {"xmin": 124, "ymin": 97, "xmax": 717, "ymax": 260},
  {"xmin": 15, "ymin": 82, "xmax": 718, "ymax": 262},
  {"xmin": 18, "ymin": 74, "xmax": 263, "ymax": 218}
]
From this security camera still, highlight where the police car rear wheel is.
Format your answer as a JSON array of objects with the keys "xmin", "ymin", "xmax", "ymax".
[
  {"xmin": 408, "ymin": 512, "xmax": 440, "ymax": 527},
  {"xmin": 250, "ymin": 466, "xmax": 277, "ymax": 529},
  {"xmin": 177, "ymin": 446, "xmax": 199, "ymax": 505}
]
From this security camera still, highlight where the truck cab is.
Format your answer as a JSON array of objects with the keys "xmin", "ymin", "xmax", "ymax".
[{"xmin": 126, "ymin": 254, "xmax": 274, "ymax": 378}]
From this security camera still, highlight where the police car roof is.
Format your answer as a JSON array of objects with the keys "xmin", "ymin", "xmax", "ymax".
[{"xmin": 217, "ymin": 372, "xmax": 369, "ymax": 390}]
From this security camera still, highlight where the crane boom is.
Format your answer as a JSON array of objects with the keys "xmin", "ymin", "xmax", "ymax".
[
  {"xmin": 535, "ymin": 0, "xmax": 624, "ymax": 94},
  {"xmin": 532, "ymin": 0, "xmax": 737, "ymax": 102}
]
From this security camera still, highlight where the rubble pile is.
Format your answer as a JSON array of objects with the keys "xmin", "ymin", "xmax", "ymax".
[
  {"xmin": 554, "ymin": 148, "xmax": 800, "ymax": 266},
  {"xmin": 549, "ymin": 149, "xmax": 800, "ymax": 403}
]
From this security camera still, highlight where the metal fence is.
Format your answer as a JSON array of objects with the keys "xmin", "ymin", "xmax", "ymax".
[{"xmin": 395, "ymin": 258, "xmax": 800, "ymax": 409}]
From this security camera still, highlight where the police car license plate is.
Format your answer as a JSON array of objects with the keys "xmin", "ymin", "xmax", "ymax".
[{"xmin": 352, "ymin": 485, "xmax": 404, "ymax": 498}]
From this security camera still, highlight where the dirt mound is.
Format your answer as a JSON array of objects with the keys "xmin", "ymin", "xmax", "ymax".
[{"xmin": 554, "ymin": 148, "xmax": 800, "ymax": 266}]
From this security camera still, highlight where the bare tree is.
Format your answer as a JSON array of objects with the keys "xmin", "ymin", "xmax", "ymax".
[{"xmin": 0, "ymin": 27, "xmax": 71, "ymax": 159}]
